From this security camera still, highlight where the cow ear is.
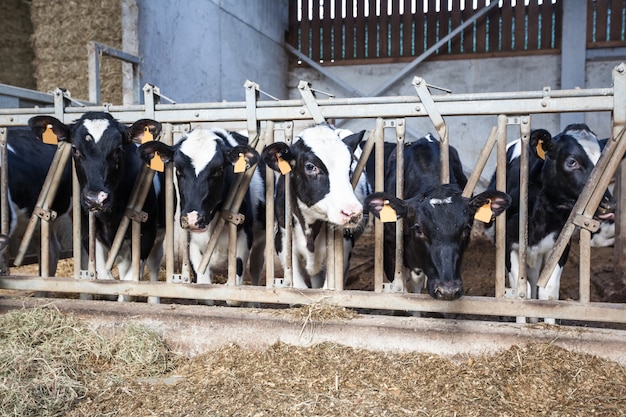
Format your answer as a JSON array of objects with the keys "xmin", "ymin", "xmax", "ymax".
[
  {"xmin": 469, "ymin": 190, "xmax": 511, "ymax": 218},
  {"xmin": 226, "ymin": 145, "xmax": 259, "ymax": 171},
  {"xmin": 262, "ymin": 142, "xmax": 294, "ymax": 172},
  {"xmin": 29, "ymin": 116, "xmax": 69, "ymax": 142},
  {"xmin": 364, "ymin": 192, "xmax": 408, "ymax": 220},
  {"xmin": 138, "ymin": 141, "xmax": 174, "ymax": 165},
  {"xmin": 342, "ymin": 130, "xmax": 367, "ymax": 153},
  {"xmin": 128, "ymin": 119, "xmax": 162, "ymax": 144},
  {"xmin": 529, "ymin": 129, "xmax": 553, "ymax": 160}
]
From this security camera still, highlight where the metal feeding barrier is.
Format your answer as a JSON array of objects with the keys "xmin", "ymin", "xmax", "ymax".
[{"xmin": 1, "ymin": 64, "xmax": 626, "ymax": 325}]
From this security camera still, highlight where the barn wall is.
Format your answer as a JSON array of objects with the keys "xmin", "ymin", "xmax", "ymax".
[
  {"xmin": 289, "ymin": 55, "xmax": 619, "ymax": 186},
  {"xmin": 136, "ymin": 0, "xmax": 290, "ymax": 104},
  {"xmin": 0, "ymin": 0, "xmax": 36, "ymax": 90}
]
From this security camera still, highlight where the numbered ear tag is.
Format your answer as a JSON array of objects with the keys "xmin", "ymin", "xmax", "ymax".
[
  {"xmin": 142, "ymin": 126, "xmax": 154, "ymax": 144},
  {"xmin": 536, "ymin": 140, "xmax": 546, "ymax": 160},
  {"xmin": 277, "ymin": 156, "xmax": 292, "ymax": 175},
  {"xmin": 149, "ymin": 151, "xmax": 164, "ymax": 172},
  {"xmin": 42, "ymin": 124, "xmax": 58, "ymax": 145},
  {"xmin": 234, "ymin": 153, "xmax": 247, "ymax": 173},
  {"xmin": 474, "ymin": 199, "xmax": 493, "ymax": 223},
  {"xmin": 379, "ymin": 200, "xmax": 397, "ymax": 223}
]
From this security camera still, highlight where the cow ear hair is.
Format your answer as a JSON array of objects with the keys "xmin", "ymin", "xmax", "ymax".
[
  {"xmin": 469, "ymin": 190, "xmax": 511, "ymax": 218},
  {"xmin": 364, "ymin": 192, "xmax": 408, "ymax": 219},
  {"xmin": 128, "ymin": 119, "xmax": 162, "ymax": 144},
  {"xmin": 262, "ymin": 142, "xmax": 294, "ymax": 172},
  {"xmin": 226, "ymin": 145, "xmax": 259, "ymax": 168},
  {"xmin": 28, "ymin": 116, "xmax": 69, "ymax": 142},
  {"xmin": 342, "ymin": 130, "xmax": 367, "ymax": 153},
  {"xmin": 138, "ymin": 141, "xmax": 174, "ymax": 165},
  {"xmin": 529, "ymin": 129, "xmax": 553, "ymax": 160}
]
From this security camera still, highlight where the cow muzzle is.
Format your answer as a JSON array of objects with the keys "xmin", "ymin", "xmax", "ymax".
[
  {"xmin": 181, "ymin": 211, "xmax": 208, "ymax": 233},
  {"xmin": 596, "ymin": 194, "xmax": 616, "ymax": 221},
  {"xmin": 340, "ymin": 209, "xmax": 363, "ymax": 228},
  {"xmin": 82, "ymin": 190, "xmax": 110, "ymax": 212},
  {"xmin": 429, "ymin": 279, "xmax": 464, "ymax": 301}
]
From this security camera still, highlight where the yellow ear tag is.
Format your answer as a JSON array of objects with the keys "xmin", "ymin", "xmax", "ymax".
[
  {"xmin": 142, "ymin": 126, "xmax": 153, "ymax": 144},
  {"xmin": 474, "ymin": 199, "xmax": 493, "ymax": 223},
  {"xmin": 277, "ymin": 156, "xmax": 292, "ymax": 175},
  {"xmin": 42, "ymin": 124, "xmax": 58, "ymax": 145},
  {"xmin": 234, "ymin": 153, "xmax": 247, "ymax": 173},
  {"xmin": 379, "ymin": 200, "xmax": 397, "ymax": 223},
  {"xmin": 536, "ymin": 140, "xmax": 546, "ymax": 160},
  {"xmin": 149, "ymin": 151, "xmax": 164, "ymax": 172}
]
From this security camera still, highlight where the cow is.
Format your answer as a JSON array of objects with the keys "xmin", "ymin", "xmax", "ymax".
[
  {"xmin": 262, "ymin": 123, "xmax": 370, "ymax": 289},
  {"xmin": 28, "ymin": 112, "xmax": 165, "ymax": 301},
  {"xmin": 364, "ymin": 134, "xmax": 511, "ymax": 300},
  {"xmin": 490, "ymin": 124, "xmax": 615, "ymax": 323},
  {"xmin": 3, "ymin": 126, "xmax": 73, "ymax": 275},
  {"xmin": 138, "ymin": 128, "xmax": 265, "ymax": 303}
]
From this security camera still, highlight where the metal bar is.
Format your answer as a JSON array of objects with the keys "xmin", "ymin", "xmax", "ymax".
[
  {"xmin": 0, "ymin": 128, "xmax": 8, "ymax": 237},
  {"xmin": 2, "ymin": 276, "xmax": 626, "ymax": 324},
  {"xmin": 373, "ymin": 119, "xmax": 385, "ymax": 293},
  {"xmin": 264, "ymin": 122, "xmax": 276, "ymax": 289},
  {"xmin": 413, "ymin": 77, "xmax": 450, "ymax": 184},
  {"xmin": 462, "ymin": 127, "xmax": 498, "ymax": 198},
  {"xmin": 579, "ymin": 229, "xmax": 591, "ymax": 303},
  {"xmin": 394, "ymin": 120, "xmax": 405, "ymax": 288},
  {"xmin": 163, "ymin": 124, "xmax": 175, "ymax": 283},
  {"xmin": 297, "ymin": 80, "xmax": 327, "ymax": 124},
  {"xmin": 516, "ymin": 117, "xmax": 531, "ymax": 305},
  {"xmin": 495, "ymin": 116, "xmax": 508, "ymax": 298}
]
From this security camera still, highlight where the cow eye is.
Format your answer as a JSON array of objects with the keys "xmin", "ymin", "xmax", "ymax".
[
  {"xmin": 565, "ymin": 157, "xmax": 579, "ymax": 170},
  {"xmin": 412, "ymin": 223, "xmax": 424, "ymax": 238},
  {"xmin": 71, "ymin": 146, "xmax": 81, "ymax": 158},
  {"xmin": 304, "ymin": 162, "xmax": 319, "ymax": 175}
]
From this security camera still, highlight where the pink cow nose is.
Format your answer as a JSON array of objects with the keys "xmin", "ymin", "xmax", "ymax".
[{"xmin": 341, "ymin": 208, "xmax": 363, "ymax": 227}]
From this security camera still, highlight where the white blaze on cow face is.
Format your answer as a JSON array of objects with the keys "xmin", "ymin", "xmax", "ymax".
[
  {"xmin": 563, "ymin": 126, "xmax": 602, "ymax": 164},
  {"xmin": 179, "ymin": 129, "xmax": 220, "ymax": 176},
  {"xmin": 429, "ymin": 196, "xmax": 452, "ymax": 207},
  {"xmin": 297, "ymin": 125, "xmax": 363, "ymax": 227},
  {"xmin": 83, "ymin": 119, "xmax": 111, "ymax": 143}
]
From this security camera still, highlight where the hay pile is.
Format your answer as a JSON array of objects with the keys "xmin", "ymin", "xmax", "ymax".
[
  {"xmin": 0, "ymin": 0, "xmax": 36, "ymax": 89},
  {"xmin": 1, "ymin": 306, "xmax": 626, "ymax": 416},
  {"xmin": 30, "ymin": 0, "xmax": 123, "ymax": 103}
]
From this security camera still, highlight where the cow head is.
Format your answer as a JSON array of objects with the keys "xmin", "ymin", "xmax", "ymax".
[
  {"xmin": 139, "ymin": 128, "xmax": 258, "ymax": 232},
  {"xmin": 262, "ymin": 124, "xmax": 366, "ymax": 228},
  {"xmin": 365, "ymin": 185, "xmax": 511, "ymax": 300},
  {"xmin": 535, "ymin": 124, "xmax": 615, "ymax": 220},
  {"xmin": 29, "ymin": 112, "xmax": 161, "ymax": 214}
]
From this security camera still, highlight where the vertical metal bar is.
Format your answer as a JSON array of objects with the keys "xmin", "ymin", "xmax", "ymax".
[
  {"xmin": 283, "ymin": 123, "xmax": 294, "ymax": 287},
  {"xmin": 373, "ymin": 118, "xmax": 385, "ymax": 293},
  {"xmin": 227, "ymin": 222, "xmax": 238, "ymax": 286},
  {"xmin": 579, "ymin": 228, "xmax": 591, "ymax": 303},
  {"xmin": 264, "ymin": 122, "xmax": 276, "ymax": 288},
  {"xmin": 394, "ymin": 119, "xmax": 405, "ymax": 289},
  {"xmin": 88, "ymin": 211, "xmax": 97, "ymax": 277},
  {"xmin": 495, "ymin": 116, "xmax": 508, "ymax": 298},
  {"xmin": 326, "ymin": 223, "xmax": 336, "ymax": 289},
  {"xmin": 0, "ymin": 128, "xmax": 8, "ymax": 237},
  {"xmin": 163, "ymin": 124, "xmax": 175, "ymax": 284},
  {"xmin": 132, "ymin": 218, "xmax": 141, "ymax": 284},
  {"xmin": 517, "ymin": 117, "xmax": 531, "ymax": 302},
  {"xmin": 73, "ymin": 158, "xmax": 85, "ymax": 280},
  {"xmin": 87, "ymin": 41, "xmax": 101, "ymax": 104}
]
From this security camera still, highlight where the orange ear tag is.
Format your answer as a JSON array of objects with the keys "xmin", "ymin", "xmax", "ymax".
[
  {"xmin": 474, "ymin": 199, "xmax": 493, "ymax": 223},
  {"xmin": 234, "ymin": 153, "xmax": 247, "ymax": 173},
  {"xmin": 150, "ymin": 151, "xmax": 165, "ymax": 172},
  {"xmin": 379, "ymin": 200, "xmax": 397, "ymax": 223},
  {"xmin": 277, "ymin": 156, "xmax": 292, "ymax": 175},
  {"xmin": 536, "ymin": 140, "xmax": 546, "ymax": 160},
  {"xmin": 42, "ymin": 124, "xmax": 58, "ymax": 145},
  {"xmin": 142, "ymin": 126, "xmax": 153, "ymax": 144}
]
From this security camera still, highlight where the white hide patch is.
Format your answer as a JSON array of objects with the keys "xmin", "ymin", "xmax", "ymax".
[
  {"xmin": 564, "ymin": 127, "xmax": 602, "ymax": 164},
  {"xmin": 429, "ymin": 196, "xmax": 452, "ymax": 207},
  {"xmin": 83, "ymin": 119, "xmax": 110, "ymax": 143},
  {"xmin": 179, "ymin": 129, "xmax": 220, "ymax": 177},
  {"xmin": 507, "ymin": 139, "xmax": 521, "ymax": 161}
]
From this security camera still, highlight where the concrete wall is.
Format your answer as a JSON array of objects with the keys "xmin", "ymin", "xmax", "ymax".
[
  {"xmin": 137, "ymin": 0, "xmax": 290, "ymax": 104},
  {"xmin": 289, "ymin": 56, "xmax": 621, "ymax": 186}
]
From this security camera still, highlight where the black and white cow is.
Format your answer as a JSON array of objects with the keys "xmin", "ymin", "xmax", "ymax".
[
  {"xmin": 365, "ymin": 134, "xmax": 511, "ymax": 300},
  {"xmin": 4, "ymin": 126, "xmax": 73, "ymax": 275},
  {"xmin": 262, "ymin": 124, "xmax": 370, "ymax": 289},
  {"xmin": 138, "ymin": 128, "xmax": 265, "ymax": 296},
  {"xmin": 491, "ymin": 124, "xmax": 615, "ymax": 323},
  {"xmin": 29, "ymin": 112, "xmax": 165, "ymax": 300}
]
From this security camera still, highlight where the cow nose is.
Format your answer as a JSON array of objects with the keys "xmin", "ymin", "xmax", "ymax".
[
  {"xmin": 181, "ymin": 211, "xmax": 207, "ymax": 232},
  {"xmin": 83, "ymin": 190, "xmax": 109, "ymax": 210},
  {"xmin": 597, "ymin": 194, "xmax": 616, "ymax": 219},
  {"xmin": 431, "ymin": 280, "xmax": 464, "ymax": 300},
  {"xmin": 341, "ymin": 208, "xmax": 363, "ymax": 227}
]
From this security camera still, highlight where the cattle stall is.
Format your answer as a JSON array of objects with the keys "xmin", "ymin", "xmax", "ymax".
[{"xmin": 0, "ymin": 65, "xmax": 625, "ymax": 328}]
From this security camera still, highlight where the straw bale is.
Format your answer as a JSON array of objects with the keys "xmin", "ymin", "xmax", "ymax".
[
  {"xmin": 30, "ymin": 0, "xmax": 123, "ymax": 103},
  {"xmin": 0, "ymin": 0, "xmax": 36, "ymax": 89}
]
